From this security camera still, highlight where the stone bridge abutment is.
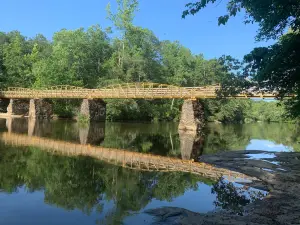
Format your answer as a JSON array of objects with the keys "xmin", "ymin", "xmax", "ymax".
[
  {"xmin": 178, "ymin": 99, "xmax": 205, "ymax": 133},
  {"xmin": 80, "ymin": 99, "xmax": 106, "ymax": 122}
]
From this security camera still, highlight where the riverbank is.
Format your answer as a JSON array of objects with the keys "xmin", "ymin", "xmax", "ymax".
[{"xmin": 146, "ymin": 150, "xmax": 300, "ymax": 225}]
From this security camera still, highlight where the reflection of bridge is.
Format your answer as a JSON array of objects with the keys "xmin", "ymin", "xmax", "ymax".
[
  {"xmin": 3, "ymin": 118, "xmax": 202, "ymax": 161},
  {"xmin": 0, "ymin": 83, "xmax": 289, "ymax": 132},
  {"xmin": 0, "ymin": 131, "xmax": 254, "ymax": 182}
]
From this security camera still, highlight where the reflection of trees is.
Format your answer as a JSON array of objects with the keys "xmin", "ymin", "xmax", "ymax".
[
  {"xmin": 102, "ymin": 122, "xmax": 181, "ymax": 156},
  {"xmin": 203, "ymin": 123, "xmax": 300, "ymax": 154},
  {"xmin": 0, "ymin": 144, "xmax": 212, "ymax": 224},
  {"xmin": 212, "ymin": 178, "xmax": 266, "ymax": 215},
  {"xmin": 5, "ymin": 119, "xmax": 300, "ymax": 160}
]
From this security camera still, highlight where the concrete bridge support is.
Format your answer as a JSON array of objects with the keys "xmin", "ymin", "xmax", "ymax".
[
  {"xmin": 80, "ymin": 99, "xmax": 106, "ymax": 121},
  {"xmin": 178, "ymin": 100, "xmax": 205, "ymax": 133},
  {"xmin": 7, "ymin": 99, "xmax": 30, "ymax": 116},
  {"xmin": 29, "ymin": 99, "xmax": 53, "ymax": 119}
]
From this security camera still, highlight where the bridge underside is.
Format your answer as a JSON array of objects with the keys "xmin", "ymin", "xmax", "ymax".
[
  {"xmin": 1, "ymin": 98, "xmax": 203, "ymax": 133},
  {"xmin": 4, "ymin": 99, "xmax": 53, "ymax": 119},
  {"xmin": 0, "ymin": 98, "xmax": 107, "ymax": 122}
]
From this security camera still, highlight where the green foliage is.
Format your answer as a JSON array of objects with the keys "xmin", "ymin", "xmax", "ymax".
[
  {"xmin": 106, "ymin": 99, "xmax": 182, "ymax": 122},
  {"xmin": 52, "ymin": 99, "xmax": 80, "ymax": 118},
  {"xmin": 33, "ymin": 25, "xmax": 112, "ymax": 88},
  {"xmin": 182, "ymin": 0, "xmax": 300, "ymax": 41},
  {"xmin": 244, "ymin": 32, "xmax": 300, "ymax": 117},
  {"xmin": 204, "ymin": 99, "xmax": 291, "ymax": 123},
  {"xmin": 182, "ymin": 0, "xmax": 300, "ymax": 119}
]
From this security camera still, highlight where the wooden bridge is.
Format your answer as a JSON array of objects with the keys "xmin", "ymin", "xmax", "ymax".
[
  {"xmin": 0, "ymin": 83, "xmax": 283, "ymax": 99},
  {"xmin": 0, "ymin": 132, "xmax": 256, "ymax": 182}
]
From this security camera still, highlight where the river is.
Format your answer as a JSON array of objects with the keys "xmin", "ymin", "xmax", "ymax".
[{"xmin": 0, "ymin": 119, "xmax": 298, "ymax": 225}]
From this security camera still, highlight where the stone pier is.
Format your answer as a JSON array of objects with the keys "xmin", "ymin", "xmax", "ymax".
[
  {"xmin": 178, "ymin": 100, "xmax": 205, "ymax": 133},
  {"xmin": 28, "ymin": 99, "xmax": 53, "ymax": 119},
  {"xmin": 7, "ymin": 99, "xmax": 30, "ymax": 116},
  {"xmin": 80, "ymin": 99, "xmax": 106, "ymax": 121}
]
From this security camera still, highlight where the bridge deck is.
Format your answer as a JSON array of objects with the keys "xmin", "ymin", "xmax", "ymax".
[{"xmin": 0, "ymin": 83, "xmax": 283, "ymax": 99}]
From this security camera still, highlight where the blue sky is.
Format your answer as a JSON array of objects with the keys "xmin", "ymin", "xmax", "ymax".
[{"xmin": 0, "ymin": 0, "xmax": 273, "ymax": 59}]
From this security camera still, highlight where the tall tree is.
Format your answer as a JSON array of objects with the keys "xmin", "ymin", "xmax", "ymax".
[
  {"xmin": 33, "ymin": 25, "xmax": 111, "ymax": 88},
  {"xmin": 2, "ymin": 32, "xmax": 33, "ymax": 87},
  {"xmin": 106, "ymin": 0, "xmax": 139, "ymax": 68},
  {"xmin": 0, "ymin": 32, "xmax": 8, "ymax": 87},
  {"xmin": 182, "ymin": 0, "xmax": 300, "ymax": 41},
  {"xmin": 183, "ymin": 0, "xmax": 300, "ymax": 117}
]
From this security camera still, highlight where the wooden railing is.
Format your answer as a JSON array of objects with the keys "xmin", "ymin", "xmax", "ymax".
[
  {"xmin": 0, "ymin": 132, "xmax": 256, "ymax": 182},
  {"xmin": 0, "ymin": 83, "xmax": 285, "ymax": 99}
]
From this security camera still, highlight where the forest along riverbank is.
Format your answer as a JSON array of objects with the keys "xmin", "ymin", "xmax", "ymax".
[{"xmin": 147, "ymin": 150, "xmax": 300, "ymax": 225}]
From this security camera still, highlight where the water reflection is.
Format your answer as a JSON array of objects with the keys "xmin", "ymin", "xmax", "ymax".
[
  {"xmin": 0, "ymin": 142, "xmax": 264, "ymax": 225},
  {"xmin": 0, "ymin": 119, "xmax": 285, "ymax": 224},
  {"xmin": 2, "ymin": 118, "xmax": 299, "ymax": 161},
  {"xmin": 4, "ymin": 118, "xmax": 204, "ymax": 160},
  {"xmin": 203, "ymin": 123, "xmax": 300, "ymax": 153},
  {"xmin": 0, "ymin": 143, "xmax": 211, "ymax": 224},
  {"xmin": 212, "ymin": 178, "xmax": 266, "ymax": 215}
]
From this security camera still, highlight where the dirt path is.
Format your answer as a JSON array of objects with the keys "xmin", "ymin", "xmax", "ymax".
[{"xmin": 146, "ymin": 150, "xmax": 300, "ymax": 225}]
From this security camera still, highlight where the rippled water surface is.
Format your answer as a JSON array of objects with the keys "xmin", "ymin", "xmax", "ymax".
[{"xmin": 0, "ymin": 119, "xmax": 298, "ymax": 225}]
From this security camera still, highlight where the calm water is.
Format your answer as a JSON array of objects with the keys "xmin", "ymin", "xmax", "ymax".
[{"xmin": 0, "ymin": 119, "xmax": 298, "ymax": 225}]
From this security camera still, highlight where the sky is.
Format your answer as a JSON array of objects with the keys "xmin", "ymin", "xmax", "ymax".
[{"xmin": 0, "ymin": 0, "xmax": 274, "ymax": 59}]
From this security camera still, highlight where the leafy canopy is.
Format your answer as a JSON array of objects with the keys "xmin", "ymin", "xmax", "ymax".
[
  {"xmin": 183, "ymin": 0, "xmax": 300, "ymax": 118},
  {"xmin": 183, "ymin": 0, "xmax": 300, "ymax": 40}
]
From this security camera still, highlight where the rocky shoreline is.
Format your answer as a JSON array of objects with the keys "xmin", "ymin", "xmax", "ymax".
[{"xmin": 146, "ymin": 150, "xmax": 300, "ymax": 225}]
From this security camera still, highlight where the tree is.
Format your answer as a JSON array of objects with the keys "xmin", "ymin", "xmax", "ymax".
[
  {"xmin": 244, "ymin": 32, "xmax": 300, "ymax": 116},
  {"xmin": 33, "ymin": 25, "xmax": 111, "ymax": 88},
  {"xmin": 106, "ymin": 0, "xmax": 139, "ymax": 68},
  {"xmin": 183, "ymin": 0, "xmax": 300, "ymax": 117},
  {"xmin": 182, "ymin": 0, "xmax": 300, "ymax": 41},
  {"xmin": 160, "ymin": 41, "xmax": 195, "ymax": 86},
  {"xmin": 0, "ymin": 32, "xmax": 8, "ymax": 87},
  {"xmin": 2, "ymin": 32, "xmax": 34, "ymax": 87}
]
